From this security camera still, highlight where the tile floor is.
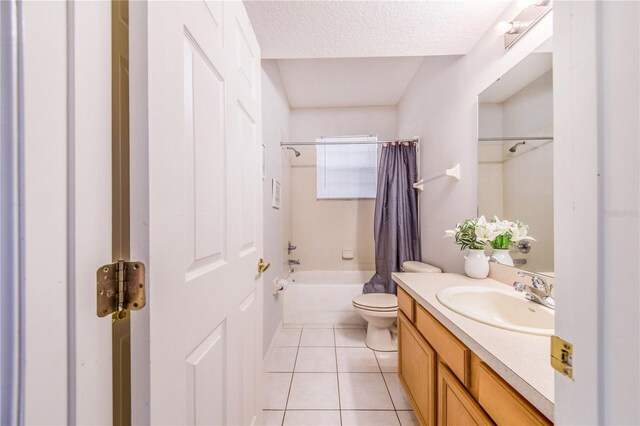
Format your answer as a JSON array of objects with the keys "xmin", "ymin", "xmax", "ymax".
[{"xmin": 263, "ymin": 324, "xmax": 419, "ymax": 426}]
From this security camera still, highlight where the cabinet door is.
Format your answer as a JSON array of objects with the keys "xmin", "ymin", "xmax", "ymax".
[
  {"xmin": 398, "ymin": 311, "xmax": 436, "ymax": 426},
  {"xmin": 438, "ymin": 362, "xmax": 494, "ymax": 426}
]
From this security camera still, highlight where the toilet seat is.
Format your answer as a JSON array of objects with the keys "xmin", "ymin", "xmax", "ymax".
[{"xmin": 352, "ymin": 293, "xmax": 398, "ymax": 312}]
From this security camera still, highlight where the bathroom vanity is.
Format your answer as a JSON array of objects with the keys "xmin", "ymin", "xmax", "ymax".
[{"xmin": 393, "ymin": 272, "xmax": 554, "ymax": 426}]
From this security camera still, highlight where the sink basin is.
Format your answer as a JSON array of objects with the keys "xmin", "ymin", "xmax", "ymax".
[{"xmin": 436, "ymin": 286, "xmax": 555, "ymax": 336}]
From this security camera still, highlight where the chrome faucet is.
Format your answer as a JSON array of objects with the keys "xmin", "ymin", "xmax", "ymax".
[
  {"xmin": 288, "ymin": 258, "xmax": 300, "ymax": 273},
  {"xmin": 513, "ymin": 271, "xmax": 555, "ymax": 310},
  {"xmin": 288, "ymin": 241, "xmax": 297, "ymax": 255}
]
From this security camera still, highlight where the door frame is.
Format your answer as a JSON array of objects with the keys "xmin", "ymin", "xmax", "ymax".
[
  {"xmin": 128, "ymin": 1, "xmax": 151, "ymax": 423},
  {"xmin": 0, "ymin": 1, "xmax": 23, "ymax": 423}
]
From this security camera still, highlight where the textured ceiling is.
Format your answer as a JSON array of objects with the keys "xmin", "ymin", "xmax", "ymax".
[
  {"xmin": 277, "ymin": 56, "xmax": 427, "ymax": 108},
  {"xmin": 244, "ymin": 1, "xmax": 511, "ymax": 59}
]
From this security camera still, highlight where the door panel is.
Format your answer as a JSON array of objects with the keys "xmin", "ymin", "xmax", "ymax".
[
  {"xmin": 186, "ymin": 322, "xmax": 225, "ymax": 426},
  {"xmin": 183, "ymin": 34, "xmax": 227, "ymax": 277},
  {"xmin": 141, "ymin": 1, "xmax": 263, "ymax": 424}
]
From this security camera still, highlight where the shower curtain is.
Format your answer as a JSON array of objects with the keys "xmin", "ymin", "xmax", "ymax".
[{"xmin": 363, "ymin": 142, "xmax": 421, "ymax": 294}]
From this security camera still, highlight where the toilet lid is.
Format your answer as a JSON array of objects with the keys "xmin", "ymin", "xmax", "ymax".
[{"xmin": 352, "ymin": 293, "xmax": 398, "ymax": 311}]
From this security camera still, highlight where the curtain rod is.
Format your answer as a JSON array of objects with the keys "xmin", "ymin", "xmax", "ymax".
[
  {"xmin": 477, "ymin": 136, "xmax": 553, "ymax": 142},
  {"xmin": 280, "ymin": 138, "xmax": 419, "ymax": 147}
]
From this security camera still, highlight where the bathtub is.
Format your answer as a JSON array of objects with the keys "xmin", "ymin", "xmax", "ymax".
[{"xmin": 283, "ymin": 270, "xmax": 374, "ymax": 325}]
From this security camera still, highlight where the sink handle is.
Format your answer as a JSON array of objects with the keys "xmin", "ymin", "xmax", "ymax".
[{"xmin": 513, "ymin": 282, "xmax": 526, "ymax": 292}]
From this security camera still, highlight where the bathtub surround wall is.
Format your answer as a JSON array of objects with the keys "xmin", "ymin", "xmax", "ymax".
[
  {"xmin": 289, "ymin": 106, "xmax": 396, "ymax": 271},
  {"xmin": 262, "ymin": 60, "xmax": 292, "ymax": 355},
  {"xmin": 396, "ymin": 6, "xmax": 552, "ymax": 273}
]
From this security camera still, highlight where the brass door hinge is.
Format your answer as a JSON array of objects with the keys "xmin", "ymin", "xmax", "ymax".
[
  {"xmin": 551, "ymin": 335, "xmax": 573, "ymax": 379},
  {"xmin": 97, "ymin": 260, "xmax": 146, "ymax": 317}
]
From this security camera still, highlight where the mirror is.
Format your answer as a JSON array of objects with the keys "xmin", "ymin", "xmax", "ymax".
[{"xmin": 477, "ymin": 38, "xmax": 553, "ymax": 275}]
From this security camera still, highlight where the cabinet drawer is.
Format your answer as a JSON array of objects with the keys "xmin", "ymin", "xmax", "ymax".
[
  {"xmin": 397, "ymin": 286, "xmax": 415, "ymax": 322},
  {"xmin": 438, "ymin": 362, "xmax": 493, "ymax": 426},
  {"xmin": 416, "ymin": 305, "xmax": 469, "ymax": 385},
  {"xmin": 477, "ymin": 363, "xmax": 552, "ymax": 426}
]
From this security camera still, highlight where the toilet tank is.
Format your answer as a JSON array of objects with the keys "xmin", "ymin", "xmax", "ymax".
[{"xmin": 401, "ymin": 261, "xmax": 442, "ymax": 273}]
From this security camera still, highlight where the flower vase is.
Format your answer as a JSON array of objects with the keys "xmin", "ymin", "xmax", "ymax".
[
  {"xmin": 464, "ymin": 249, "xmax": 490, "ymax": 279},
  {"xmin": 490, "ymin": 249, "xmax": 514, "ymax": 267}
]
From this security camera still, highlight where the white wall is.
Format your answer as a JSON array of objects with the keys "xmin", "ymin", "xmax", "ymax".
[
  {"xmin": 289, "ymin": 106, "xmax": 396, "ymax": 271},
  {"xmin": 261, "ymin": 60, "xmax": 291, "ymax": 354},
  {"xmin": 396, "ymin": 6, "xmax": 552, "ymax": 273}
]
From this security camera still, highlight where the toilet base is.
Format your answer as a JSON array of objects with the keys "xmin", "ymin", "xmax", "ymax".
[{"xmin": 365, "ymin": 322, "xmax": 397, "ymax": 352}]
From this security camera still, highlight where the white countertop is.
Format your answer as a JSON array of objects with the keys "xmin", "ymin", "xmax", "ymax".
[{"xmin": 392, "ymin": 272, "xmax": 554, "ymax": 421}]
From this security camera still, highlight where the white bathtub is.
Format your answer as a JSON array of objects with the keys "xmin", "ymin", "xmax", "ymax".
[{"xmin": 283, "ymin": 270, "xmax": 374, "ymax": 325}]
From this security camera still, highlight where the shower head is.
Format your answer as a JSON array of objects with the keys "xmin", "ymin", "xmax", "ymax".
[
  {"xmin": 286, "ymin": 147, "xmax": 301, "ymax": 157},
  {"xmin": 509, "ymin": 141, "xmax": 526, "ymax": 153}
]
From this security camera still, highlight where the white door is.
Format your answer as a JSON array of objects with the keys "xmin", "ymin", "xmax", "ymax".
[{"xmin": 131, "ymin": 2, "xmax": 264, "ymax": 424}]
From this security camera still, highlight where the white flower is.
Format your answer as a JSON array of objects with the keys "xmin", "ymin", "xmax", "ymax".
[
  {"xmin": 510, "ymin": 221, "xmax": 536, "ymax": 242},
  {"xmin": 475, "ymin": 221, "xmax": 501, "ymax": 243},
  {"xmin": 492, "ymin": 216, "xmax": 513, "ymax": 235}
]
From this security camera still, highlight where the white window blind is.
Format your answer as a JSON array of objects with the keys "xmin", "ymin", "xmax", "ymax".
[{"xmin": 316, "ymin": 135, "xmax": 378, "ymax": 199}]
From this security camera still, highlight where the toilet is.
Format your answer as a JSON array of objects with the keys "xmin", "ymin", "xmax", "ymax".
[{"xmin": 353, "ymin": 261, "xmax": 442, "ymax": 351}]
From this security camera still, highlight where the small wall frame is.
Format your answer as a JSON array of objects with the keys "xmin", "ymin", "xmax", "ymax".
[{"xmin": 271, "ymin": 178, "xmax": 281, "ymax": 209}]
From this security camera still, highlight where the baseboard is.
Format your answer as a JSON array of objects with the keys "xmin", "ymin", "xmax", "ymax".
[{"xmin": 263, "ymin": 320, "xmax": 283, "ymax": 369}]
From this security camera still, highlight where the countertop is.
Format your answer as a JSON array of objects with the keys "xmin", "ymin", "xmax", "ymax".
[{"xmin": 392, "ymin": 272, "xmax": 554, "ymax": 421}]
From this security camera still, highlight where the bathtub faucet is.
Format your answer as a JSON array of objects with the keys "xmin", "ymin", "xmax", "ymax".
[{"xmin": 288, "ymin": 258, "xmax": 300, "ymax": 272}]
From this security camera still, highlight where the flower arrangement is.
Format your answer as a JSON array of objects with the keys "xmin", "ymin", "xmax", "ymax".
[
  {"xmin": 444, "ymin": 217, "xmax": 486, "ymax": 250},
  {"xmin": 445, "ymin": 216, "xmax": 534, "ymax": 250}
]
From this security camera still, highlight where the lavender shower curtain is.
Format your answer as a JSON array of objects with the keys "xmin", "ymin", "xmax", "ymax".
[{"xmin": 363, "ymin": 142, "xmax": 421, "ymax": 294}]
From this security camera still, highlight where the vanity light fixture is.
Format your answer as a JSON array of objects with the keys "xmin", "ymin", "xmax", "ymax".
[
  {"xmin": 496, "ymin": 0, "xmax": 552, "ymax": 49},
  {"xmin": 516, "ymin": 0, "xmax": 550, "ymax": 10}
]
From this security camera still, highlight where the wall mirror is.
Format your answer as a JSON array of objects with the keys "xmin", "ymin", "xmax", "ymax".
[{"xmin": 477, "ymin": 37, "xmax": 553, "ymax": 275}]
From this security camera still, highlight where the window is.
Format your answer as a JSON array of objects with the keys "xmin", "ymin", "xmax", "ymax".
[{"xmin": 316, "ymin": 135, "xmax": 378, "ymax": 199}]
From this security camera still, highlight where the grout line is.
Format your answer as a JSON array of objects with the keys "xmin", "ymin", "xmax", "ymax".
[
  {"xmin": 333, "ymin": 326, "xmax": 343, "ymax": 426},
  {"xmin": 280, "ymin": 409, "xmax": 398, "ymax": 412},
  {"xmin": 375, "ymin": 350, "xmax": 402, "ymax": 426},
  {"xmin": 281, "ymin": 328, "xmax": 303, "ymax": 425}
]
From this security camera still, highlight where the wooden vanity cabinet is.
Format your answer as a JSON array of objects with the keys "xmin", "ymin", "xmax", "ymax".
[
  {"xmin": 398, "ymin": 311, "xmax": 436, "ymax": 426},
  {"xmin": 438, "ymin": 362, "xmax": 493, "ymax": 426},
  {"xmin": 397, "ymin": 289, "xmax": 552, "ymax": 426}
]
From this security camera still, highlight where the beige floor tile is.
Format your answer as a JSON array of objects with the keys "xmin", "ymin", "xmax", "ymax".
[
  {"xmin": 375, "ymin": 351, "xmax": 398, "ymax": 373},
  {"xmin": 283, "ymin": 410, "xmax": 341, "ymax": 426},
  {"xmin": 397, "ymin": 410, "xmax": 419, "ymax": 426},
  {"xmin": 334, "ymin": 323, "xmax": 366, "ymax": 329},
  {"xmin": 263, "ymin": 373, "xmax": 292, "ymax": 410},
  {"xmin": 295, "ymin": 347, "xmax": 337, "ymax": 372},
  {"xmin": 266, "ymin": 347, "xmax": 298, "ymax": 372},
  {"xmin": 277, "ymin": 328, "xmax": 302, "ymax": 347},
  {"xmin": 335, "ymin": 328, "xmax": 367, "ymax": 347},
  {"xmin": 300, "ymin": 328, "xmax": 335, "ymax": 347},
  {"xmin": 341, "ymin": 410, "xmax": 400, "ymax": 426},
  {"xmin": 262, "ymin": 410, "xmax": 285, "ymax": 426},
  {"xmin": 287, "ymin": 373, "xmax": 340, "ymax": 409},
  {"xmin": 336, "ymin": 347, "xmax": 379, "ymax": 372},
  {"xmin": 383, "ymin": 373, "xmax": 412, "ymax": 410},
  {"xmin": 338, "ymin": 373, "xmax": 394, "ymax": 410}
]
